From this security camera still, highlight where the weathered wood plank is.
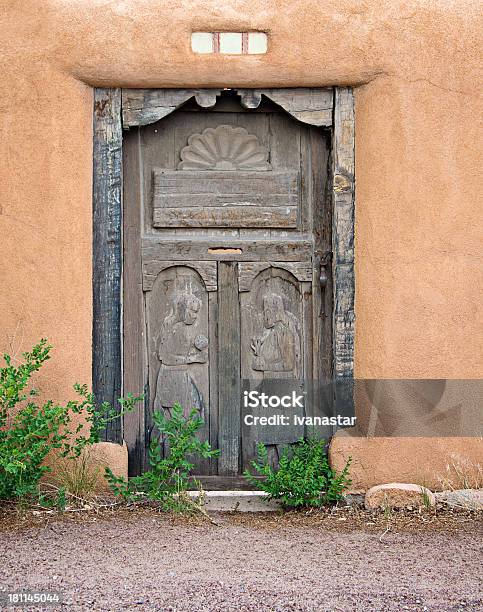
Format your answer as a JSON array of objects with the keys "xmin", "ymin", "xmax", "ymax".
[
  {"xmin": 153, "ymin": 206, "xmax": 297, "ymax": 229},
  {"xmin": 122, "ymin": 128, "xmax": 147, "ymax": 474},
  {"xmin": 332, "ymin": 88, "xmax": 355, "ymax": 387},
  {"xmin": 152, "ymin": 169, "xmax": 300, "ymax": 206},
  {"xmin": 267, "ymin": 112, "xmax": 303, "ymax": 237},
  {"xmin": 93, "ymin": 88, "xmax": 123, "ymax": 443},
  {"xmin": 142, "ymin": 238, "xmax": 313, "ymax": 261},
  {"xmin": 208, "ymin": 291, "xmax": 219, "ymax": 475},
  {"xmin": 310, "ymin": 126, "xmax": 333, "ymax": 383},
  {"xmin": 299, "ymin": 125, "xmax": 311, "ymax": 234},
  {"xmin": 218, "ymin": 262, "xmax": 241, "ymax": 475},
  {"xmin": 238, "ymin": 88, "xmax": 333, "ymax": 126},
  {"xmin": 122, "ymin": 89, "xmax": 221, "ymax": 127}
]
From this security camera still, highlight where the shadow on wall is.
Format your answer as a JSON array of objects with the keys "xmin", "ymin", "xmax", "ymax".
[{"xmin": 344, "ymin": 379, "xmax": 482, "ymax": 438}]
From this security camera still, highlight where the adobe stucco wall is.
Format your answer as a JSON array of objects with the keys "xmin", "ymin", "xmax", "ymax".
[{"xmin": 1, "ymin": 1, "xmax": 481, "ymax": 488}]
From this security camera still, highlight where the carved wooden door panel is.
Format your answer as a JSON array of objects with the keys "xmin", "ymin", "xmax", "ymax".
[{"xmin": 123, "ymin": 91, "xmax": 332, "ymax": 480}]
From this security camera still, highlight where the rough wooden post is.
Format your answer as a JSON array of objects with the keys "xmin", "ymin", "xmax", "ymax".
[
  {"xmin": 92, "ymin": 88, "xmax": 123, "ymax": 443},
  {"xmin": 332, "ymin": 87, "xmax": 355, "ymax": 414},
  {"xmin": 218, "ymin": 261, "xmax": 241, "ymax": 475}
]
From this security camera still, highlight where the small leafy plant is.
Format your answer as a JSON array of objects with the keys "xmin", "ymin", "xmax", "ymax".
[
  {"xmin": 244, "ymin": 437, "xmax": 352, "ymax": 508},
  {"xmin": 106, "ymin": 403, "xmax": 219, "ymax": 512},
  {"xmin": 0, "ymin": 339, "xmax": 141, "ymax": 504}
]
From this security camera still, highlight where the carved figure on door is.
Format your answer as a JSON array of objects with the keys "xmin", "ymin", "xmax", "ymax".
[
  {"xmin": 251, "ymin": 292, "xmax": 301, "ymax": 374},
  {"xmin": 154, "ymin": 290, "xmax": 208, "ymax": 418}
]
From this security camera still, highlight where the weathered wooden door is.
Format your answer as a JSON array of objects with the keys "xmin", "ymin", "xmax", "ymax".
[{"xmin": 122, "ymin": 90, "xmax": 333, "ymax": 481}]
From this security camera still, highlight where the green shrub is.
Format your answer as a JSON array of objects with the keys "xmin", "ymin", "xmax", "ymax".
[
  {"xmin": 244, "ymin": 437, "xmax": 352, "ymax": 508},
  {"xmin": 0, "ymin": 339, "xmax": 141, "ymax": 503},
  {"xmin": 106, "ymin": 403, "xmax": 219, "ymax": 512}
]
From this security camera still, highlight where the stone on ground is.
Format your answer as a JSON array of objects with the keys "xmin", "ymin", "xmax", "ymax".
[
  {"xmin": 435, "ymin": 489, "xmax": 482, "ymax": 510},
  {"xmin": 365, "ymin": 482, "xmax": 435, "ymax": 510}
]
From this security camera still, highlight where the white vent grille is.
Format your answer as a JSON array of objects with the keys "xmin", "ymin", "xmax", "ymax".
[{"xmin": 191, "ymin": 32, "xmax": 268, "ymax": 55}]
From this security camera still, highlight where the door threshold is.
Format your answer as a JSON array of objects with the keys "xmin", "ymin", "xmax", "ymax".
[
  {"xmin": 189, "ymin": 475, "xmax": 262, "ymax": 491},
  {"xmin": 187, "ymin": 490, "xmax": 281, "ymax": 512}
]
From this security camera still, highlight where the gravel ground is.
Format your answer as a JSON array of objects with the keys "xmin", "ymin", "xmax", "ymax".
[{"xmin": 0, "ymin": 509, "xmax": 481, "ymax": 612}]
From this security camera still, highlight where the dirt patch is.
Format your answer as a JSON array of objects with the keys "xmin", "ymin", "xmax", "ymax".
[
  {"xmin": 0, "ymin": 504, "xmax": 481, "ymax": 611},
  {"xmin": 0, "ymin": 500, "xmax": 480, "ymax": 534}
]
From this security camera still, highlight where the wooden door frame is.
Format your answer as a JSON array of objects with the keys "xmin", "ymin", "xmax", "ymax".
[{"xmin": 92, "ymin": 87, "xmax": 355, "ymax": 444}]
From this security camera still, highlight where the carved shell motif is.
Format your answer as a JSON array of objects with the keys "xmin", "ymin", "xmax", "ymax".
[{"xmin": 178, "ymin": 125, "xmax": 271, "ymax": 171}]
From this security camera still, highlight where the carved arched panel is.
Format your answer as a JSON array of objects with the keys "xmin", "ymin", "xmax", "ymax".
[
  {"xmin": 146, "ymin": 265, "xmax": 209, "ymax": 425},
  {"xmin": 241, "ymin": 266, "xmax": 303, "ymax": 381}
]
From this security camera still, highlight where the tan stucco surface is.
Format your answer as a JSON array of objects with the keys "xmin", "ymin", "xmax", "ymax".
[
  {"xmin": 330, "ymin": 436, "xmax": 483, "ymax": 492},
  {"xmin": 1, "ymin": 1, "xmax": 481, "ymax": 487}
]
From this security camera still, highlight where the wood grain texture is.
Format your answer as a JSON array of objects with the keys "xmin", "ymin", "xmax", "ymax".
[
  {"xmin": 238, "ymin": 88, "xmax": 333, "ymax": 126},
  {"xmin": 118, "ymin": 88, "xmax": 341, "ymax": 480},
  {"xmin": 122, "ymin": 128, "xmax": 147, "ymax": 473},
  {"xmin": 208, "ymin": 291, "xmax": 219, "ymax": 475},
  {"xmin": 122, "ymin": 89, "xmax": 221, "ymax": 127},
  {"xmin": 310, "ymin": 126, "xmax": 333, "ymax": 383},
  {"xmin": 152, "ymin": 170, "xmax": 300, "ymax": 206},
  {"xmin": 332, "ymin": 88, "xmax": 355, "ymax": 387},
  {"xmin": 142, "ymin": 238, "xmax": 313, "ymax": 261},
  {"xmin": 218, "ymin": 262, "xmax": 241, "ymax": 475},
  {"xmin": 93, "ymin": 88, "xmax": 123, "ymax": 443},
  {"xmin": 153, "ymin": 206, "xmax": 298, "ymax": 229}
]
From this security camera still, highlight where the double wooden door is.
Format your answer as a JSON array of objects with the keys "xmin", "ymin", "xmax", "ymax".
[{"xmin": 123, "ymin": 91, "xmax": 332, "ymax": 480}]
